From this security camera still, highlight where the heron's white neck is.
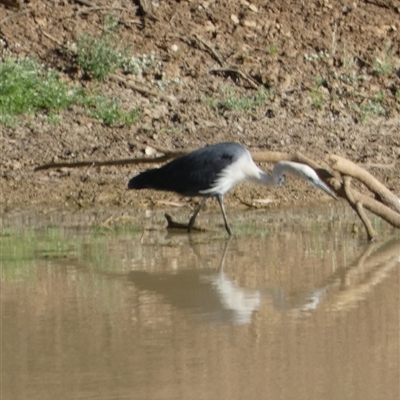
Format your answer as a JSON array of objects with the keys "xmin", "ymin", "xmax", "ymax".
[{"xmin": 248, "ymin": 161, "xmax": 304, "ymax": 187}]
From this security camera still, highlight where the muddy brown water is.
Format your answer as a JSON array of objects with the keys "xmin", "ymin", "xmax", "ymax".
[{"xmin": 2, "ymin": 206, "xmax": 399, "ymax": 400}]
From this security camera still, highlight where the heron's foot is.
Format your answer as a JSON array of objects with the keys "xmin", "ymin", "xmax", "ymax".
[
  {"xmin": 165, "ymin": 213, "xmax": 190, "ymax": 230},
  {"xmin": 225, "ymin": 224, "xmax": 232, "ymax": 236}
]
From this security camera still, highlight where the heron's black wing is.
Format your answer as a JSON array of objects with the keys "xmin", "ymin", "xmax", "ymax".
[{"xmin": 128, "ymin": 142, "xmax": 246, "ymax": 196}]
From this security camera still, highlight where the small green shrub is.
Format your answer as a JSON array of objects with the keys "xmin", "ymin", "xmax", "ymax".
[
  {"xmin": 310, "ymin": 88, "xmax": 326, "ymax": 109},
  {"xmin": 0, "ymin": 51, "xmax": 139, "ymax": 127},
  {"xmin": 83, "ymin": 95, "xmax": 140, "ymax": 126},
  {"xmin": 360, "ymin": 92, "xmax": 386, "ymax": 120},
  {"xmin": 373, "ymin": 43, "xmax": 395, "ymax": 76},
  {"xmin": 0, "ymin": 52, "xmax": 84, "ymax": 126},
  {"xmin": 268, "ymin": 44, "xmax": 279, "ymax": 56},
  {"xmin": 76, "ymin": 16, "xmax": 130, "ymax": 80},
  {"xmin": 216, "ymin": 86, "xmax": 273, "ymax": 112},
  {"xmin": 316, "ymin": 75, "xmax": 327, "ymax": 88}
]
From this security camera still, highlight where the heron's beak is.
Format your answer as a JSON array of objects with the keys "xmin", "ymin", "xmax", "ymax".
[{"xmin": 315, "ymin": 180, "xmax": 338, "ymax": 200}]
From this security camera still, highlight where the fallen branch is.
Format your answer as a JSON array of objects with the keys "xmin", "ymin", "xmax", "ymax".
[
  {"xmin": 77, "ymin": 6, "xmax": 138, "ymax": 16},
  {"xmin": 34, "ymin": 146, "xmax": 400, "ymax": 238},
  {"xmin": 0, "ymin": 8, "xmax": 30, "ymax": 26},
  {"xmin": 190, "ymin": 34, "xmax": 261, "ymax": 89},
  {"xmin": 34, "ymin": 155, "xmax": 174, "ymax": 172},
  {"xmin": 210, "ymin": 67, "xmax": 260, "ymax": 90},
  {"xmin": 328, "ymin": 154, "xmax": 400, "ymax": 213},
  {"xmin": 110, "ymin": 73, "xmax": 177, "ymax": 103},
  {"xmin": 343, "ymin": 188, "xmax": 400, "ymax": 228},
  {"xmin": 192, "ymin": 34, "xmax": 225, "ymax": 66},
  {"xmin": 137, "ymin": 0, "xmax": 159, "ymax": 21},
  {"xmin": 343, "ymin": 176, "xmax": 377, "ymax": 241},
  {"xmin": 73, "ymin": 0, "xmax": 93, "ymax": 6}
]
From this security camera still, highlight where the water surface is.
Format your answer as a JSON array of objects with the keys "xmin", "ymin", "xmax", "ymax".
[{"xmin": 2, "ymin": 206, "xmax": 399, "ymax": 400}]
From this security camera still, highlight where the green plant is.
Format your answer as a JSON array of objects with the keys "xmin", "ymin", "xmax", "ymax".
[
  {"xmin": 310, "ymin": 88, "xmax": 326, "ymax": 109},
  {"xmin": 0, "ymin": 52, "xmax": 140, "ymax": 127},
  {"xmin": 359, "ymin": 91, "xmax": 386, "ymax": 121},
  {"xmin": 0, "ymin": 51, "xmax": 83, "ymax": 126},
  {"xmin": 47, "ymin": 113, "xmax": 61, "ymax": 125},
  {"xmin": 373, "ymin": 57, "xmax": 393, "ymax": 76},
  {"xmin": 304, "ymin": 50, "xmax": 330, "ymax": 63},
  {"xmin": 341, "ymin": 43, "xmax": 355, "ymax": 71},
  {"xmin": 122, "ymin": 51, "xmax": 157, "ymax": 75},
  {"xmin": 216, "ymin": 86, "xmax": 273, "ymax": 112},
  {"xmin": 76, "ymin": 16, "xmax": 130, "ymax": 80},
  {"xmin": 83, "ymin": 95, "xmax": 140, "ymax": 126},
  {"xmin": 268, "ymin": 44, "xmax": 279, "ymax": 56},
  {"xmin": 316, "ymin": 75, "xmax": 327, "ymax": 88},
  {"xmin": 373, "ymin": 42, "xmax": 395, "ymax": 76}
]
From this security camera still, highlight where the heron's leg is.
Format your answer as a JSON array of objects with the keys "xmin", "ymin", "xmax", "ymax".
[
  {"xmin": 216, "ymin": 194, "xmax": 232, "ymax": 236},
  {"xmin": 188, "ymin": 197, "xmax": 208, "ymax": 232}
]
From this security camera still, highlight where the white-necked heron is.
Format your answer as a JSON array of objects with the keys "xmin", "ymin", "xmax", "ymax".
[{"xmin": 128, "ymin": 142, "xmax": 337, "ymax": 235}]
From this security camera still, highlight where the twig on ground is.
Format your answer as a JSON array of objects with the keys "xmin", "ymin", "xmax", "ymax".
[
  {"xmin": 190, "ymin": 35, "xmax": 261, "ymax": 90},
  {"xmin": 232, "ymin": 194, "xmax": 260, "ymax": 209},
  {"xmin": 41, "ymin": 30, "xmax": 62, "ymax": 46},
  {"xmin": 0, "ymin": 8, "xmax": 30, "ymax": 26},
  {"xmin": 73, "ymin": 0, "xmax": 94, "ymax": 6},
  {"xmin": 192, "ymin": 34, "xmax": 225, "ymax": 66},
  {"xmin": 137, "ymin": 0, "xmax": 159, "ymax": 21},
  {"xmin": 34, "ymin": 155, "xmax": 174, "ymax": 172},
  {"xmin": 363, "ymin": 0, "xmax": 392, "ymax": 9},
  {"xmin": 210, "ymin": 67, "xmax": 260, "ymax": 89},
  {"xmin": 77, "ymin": 6, "xmax": 137, "ymax": 16},
  {"xmin": 110, "ymin": 74, "xmax": 177, "ymax": 103}
]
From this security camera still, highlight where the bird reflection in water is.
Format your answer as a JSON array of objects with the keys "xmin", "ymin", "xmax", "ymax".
[
  {"xmin": 128, "ymin": 236, "xmax": 400, "ymax": 323},
  {"xmin": 128, "ymin": 239, "xmax": 283, "ymax": 325}
]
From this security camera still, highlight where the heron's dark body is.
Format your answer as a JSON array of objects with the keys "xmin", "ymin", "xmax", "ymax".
[{"xmin": 128, "ymin": 142, "xmax": 247, "ymax": 197}]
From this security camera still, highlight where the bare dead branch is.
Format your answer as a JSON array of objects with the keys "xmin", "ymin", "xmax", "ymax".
[
  {"xmin": 0, "ymin": 0, "xmax": 21, "ymax": 8},
  {"xmin": 74, "ymin": 0, "xmax": 94, "ymax": 6},
  {"xmin": 250, "ymin": 151, "xmax": 291, "ymax": 163},
  {"xmin": 363, "ymin": 0, "xmax": 393, "ymax": 10},
  {"xmin": 34, "ymin": 145, "xmax": 400, "ymax": 237},
  {"xmin": 34, "ymin": 155, "xmax": 174, "ymax": 172},
  {"xmin": 76, "ymin": 6, "xmax": 138, "ymax": 16},
  {"xmin": 355, "ymin": 202, "xmax": 377, "ymax": 241},
  {"xmin": 210, "ymin": 67, "xmax": 260, "ymax": 90},
  {"xmin": 345, "ymin": 189, "xmax": 400, "ymax": 228},
  {"xmin": 110, "ymin": 74, "xmax": 177, "ymax": 103},
  {"xmin": 192, "ymin": 34, "xmax": 225, "ymax": 66},
  {"xmin": 328, "ymin": 155, "xmax": 400, "ymax": 213},
  {"xmin": 191, "ymin": 35, "xmax": 261, "ymax": 90},
  {"xmin": 137, "ymin": 0, "xmax": 159, "ymax": 21},
  {"xmin": 343, "ymin": 176, "xmax": 377, "ymax": 241},
  {"xmin": 0, "ymin": 8, "xmax": 30, "ymax": 26}
]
